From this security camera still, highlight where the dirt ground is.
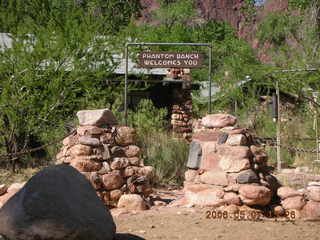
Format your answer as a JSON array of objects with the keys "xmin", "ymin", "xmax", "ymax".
[
  {"xmin": 114, "ymin": 206, "xmax": 320, "ymax": 240},
  {"xmin": 113, "ymin": 188, "xmax": 320, "ymax": 240}
]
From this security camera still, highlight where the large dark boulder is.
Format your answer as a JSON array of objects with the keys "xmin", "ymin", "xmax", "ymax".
[{"xmin": 0, "ymin": 164, "xmax": 116, "ymax": 240}]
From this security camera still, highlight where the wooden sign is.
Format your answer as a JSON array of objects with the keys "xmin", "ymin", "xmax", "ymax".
[{"xmin": 139, "ymin": 51, "xmax": 204, "ymax": 68}]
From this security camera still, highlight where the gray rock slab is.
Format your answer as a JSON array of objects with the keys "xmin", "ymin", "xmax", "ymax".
[
  {"xmin": 77, "ymin": 109, "xmax": 117, "ymax": 127},
  {"xmin": 79, "ymin": 136, "xmax": 101, "ymax": 147},
  {"xmin": 187, "ymin": 141, "xmax": 202, "ymax": 169},
  {"xmin": 236, "ymin": 169, "xmax": 260, "ymax": 184}
]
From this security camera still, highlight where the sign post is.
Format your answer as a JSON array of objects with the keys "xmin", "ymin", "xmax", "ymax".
[
  {"xmin": 276, "ymin": 81, "xmax": 281, "ymax": 172},
  {"xmin": 124, "ymin": 42, "xmax": 212, "ymax": 126}
]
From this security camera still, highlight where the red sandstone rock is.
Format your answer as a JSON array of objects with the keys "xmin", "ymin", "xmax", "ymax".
[
  {"xmin": 196, "ymin": 0, "xmax": 243, "ymax": 30},
  {"xmin": 110, "ymin": 146, "xmax": 126, "ymax": 158},
  {"xmin": 117, "ymin": 194, "xmax": 148, "ymax": 211},
  {"xmin": 101, "ymin": 171, "xmax": 125, "ymax": 190},
  {"xmin": 223, "ymin": 192, "xmax": 241, "ymax": 206},
  {"xmin": 199, "ymin": 142, "xmax": 221, "ymax": 170},
  {"xmin": 216, "ymin": 145, "xmax": 252, "ymax": 159},
  {"xmin": 226, "ymin": 173, "xmax": 239, "ymax": 185},
  {"xmin": 184, "ymin": 169, "xmax": 199, "ymax": 182},
  {"xmin": 138, "ymin": 166, "xmax": 154, "ymax": 180},
  {"xmin": 79, "ymin": 136, "xmax": 101, "ymax": 147},
  {"xmin": 219, "ymin": 156, "xmax": 251, "ymax": 173},
  {"xmin": 77, "ymin": 125, "xmax": 104, "ymax": 136},
  {"xmin": 307, "ymin": 186, "xmax": 320, "ymax": 202},
  {"xmin": 301, "ymin": 201, "xmax": 320, "ymax": 221},
  {"xmin": 69, "ymin": 144, "xmax": 92, "ymax": 156},
  {"xmin": 128, "ymin": 157, "xmax": 141, "ymax": 166},
  {"xmin": 201, "ymin": 114, "xmax": 237, "ymax": 128},
  {"xmin": 199, "ymin": 170, "xmax": 228, "ymax": 186},
  {"xmin": 56, "ymin": 110, "xmax": 152, "ymax": 209},
  {"xmin": 192, "ymin": 130, "xmax": 222, "ymax": 142},
  {"xmin": 136, "ymin": 183, "xmax": 153, "ymax": 197},
  {"xmin": 277, "ymin": 187, "xmax": 303, "ymax": 199},
  {"xmin": 81, "ymin": 172, "xmax": 102, "ymax": 190},
  {"xmin": 224, "ymin": 184, "xmax": 241, "ymax": 193},
  {"xmin": 70, "ymin": 158, "xmax": 102, "ymax": 172},
  {"xmin": 115, "ymin": 126, "xmax": 136, "ymax": 146},
  {"xmin": 281, "ymin": 196, "xmax": 306, "ymax": 210},
  {"xmin": 124, "ymin": 145, "xmax": 141, "ymax": 158},
  {"xmin": 185, "ymin": 187, "xmax": 225, "ymax": 207},
  {"xmin": 239, "ymin": 185, "xmax": 272, "ymax": 206},
  {"xmin": 97, "ymin": 162, "xmax": 111, "ymax": 175},
  {"xmin": 110, "ymin": 189, "xmax": 123, "ymax": 202},
  {"xmin": 123, "ymin": 166, "xmax": 140, "ymax": 177},
  {"xmin": 110, "ymin": 157, "xmax": 129, "ymax": 170}
]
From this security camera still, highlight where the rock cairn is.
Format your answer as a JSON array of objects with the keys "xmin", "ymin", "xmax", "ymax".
[
  {"xmin": 180, "ymin": 113, "xmax": 320, "ymax": 220},
  {"xmin": 56, "ymin": 109, "xmax": 153, "ymax": 209},
  {"xmin": 182, "ymin": 114, "xmax": 280, "ymax": 209},
  {"xmin": 167, "ymin": 68, "xmax": 193, "ymax": 141}
]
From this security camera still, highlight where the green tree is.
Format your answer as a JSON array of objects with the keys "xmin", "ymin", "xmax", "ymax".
[
  {"xmin": 0, "ymin": 0, "xmax": 142, "ymax": 170},
  {"xmin": 152, "ymin": 0, "xmax": 196, "ymax": 31}
]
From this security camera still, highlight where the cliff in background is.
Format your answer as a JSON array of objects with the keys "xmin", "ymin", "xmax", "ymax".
[{"xmin": 138, "ymin": 0, "xmax": 290, "ymax": 63}]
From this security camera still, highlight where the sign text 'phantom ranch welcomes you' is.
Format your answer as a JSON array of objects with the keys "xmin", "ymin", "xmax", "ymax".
[{"xmin": 139, "ymin": 51, "xmax": 204, "ymax": 68}]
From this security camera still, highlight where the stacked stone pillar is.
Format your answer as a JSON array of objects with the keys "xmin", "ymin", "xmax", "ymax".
[
  {"xmin": 183, "ymin": 113, "xmax": 280, "ymax": 210},
  {"xmin": 179, "ymin": 113, "xmax": 320, "ymax": 220},
  {"xmin": 167, "ymin": 68, "xmax": 193, "ymax": 141},
  {"xmin": 56, "ymin": 109, "xmax": 153, "ymax": 209}
]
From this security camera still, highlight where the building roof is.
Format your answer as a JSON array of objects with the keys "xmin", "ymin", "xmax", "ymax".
[
  {"xmin": 0, "ymin": 33, "xmax": 168, "ymax": 76},
  {"xmin": 112, "ymin": 54, "xmax": 168, "ymax": 76}
]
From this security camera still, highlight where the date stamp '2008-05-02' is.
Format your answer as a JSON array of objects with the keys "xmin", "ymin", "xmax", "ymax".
[{"xmin": 205, "ymin": 210, "xmax": 297, "ymax": 221}]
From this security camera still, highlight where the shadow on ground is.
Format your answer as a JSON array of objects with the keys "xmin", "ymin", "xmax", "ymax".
[{"xmin": 114, "ymin": 233, "xmax": 145, "ymax": 240}]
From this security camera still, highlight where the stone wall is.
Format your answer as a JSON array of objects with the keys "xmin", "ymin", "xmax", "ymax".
[
  {"xmin": 56, "ymin": 109, "xmax": 153, "ymax": 209},
  {"xmin": 277, "ymin": 183, "xmax": 320, "ymax": 220}
]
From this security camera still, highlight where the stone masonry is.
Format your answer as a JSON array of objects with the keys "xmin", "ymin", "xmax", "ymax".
[
  {"xmin": 55, "ymin": 109, "xmax": 153, "ymax": 209},
  {"xmin": 184, "ymin": 113, "xmax": 278, "ymax": 208},
  {"xmin": 180, "ymin": 113, "xmax": 320, "ymax": 220},
  {"xmin": 168, "ymin": 68, "xmax": 193, "ymax": 141}
]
